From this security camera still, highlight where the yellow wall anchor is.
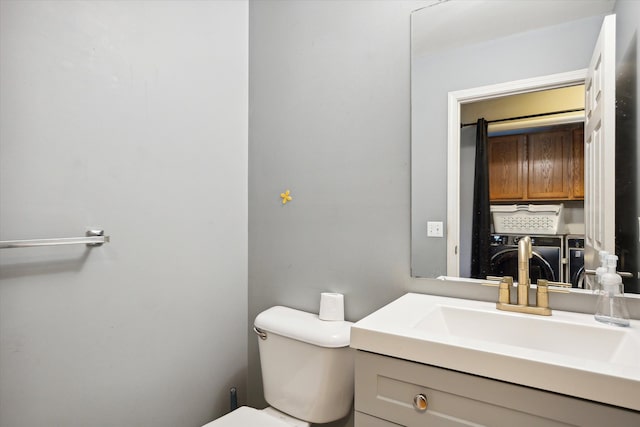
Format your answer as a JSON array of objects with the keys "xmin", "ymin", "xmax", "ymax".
[{"xmin": 280, "ymin": 189, "xmax": 292, "ymax": 205}]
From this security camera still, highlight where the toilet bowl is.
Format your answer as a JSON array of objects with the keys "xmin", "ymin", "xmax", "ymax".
[
  {"xmin": 202, "ymin": 305, "xmax": 354, "ymax": 426},
  {"xmin": 203, "ymin": 406, "xmax": 309, "ymax": 427}
]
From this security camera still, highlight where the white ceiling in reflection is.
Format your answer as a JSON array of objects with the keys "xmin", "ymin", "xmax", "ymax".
[{"xmin": 412, "ymin": 0, "xmax": 616, "ymax": 56}]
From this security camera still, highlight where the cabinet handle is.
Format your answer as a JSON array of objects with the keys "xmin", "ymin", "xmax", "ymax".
[{"xmin": 413, "ymin": 393, "xmax": 428, "ymax": 411}]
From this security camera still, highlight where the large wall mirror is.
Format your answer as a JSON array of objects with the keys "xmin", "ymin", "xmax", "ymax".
[{"xmin": 410, "ymin": 0, "xmax": 639, "ymax": 293}]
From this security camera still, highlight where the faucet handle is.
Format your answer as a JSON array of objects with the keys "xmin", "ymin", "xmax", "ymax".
[
  {"xmin": 547, "ymin": 288, "xmax": 571, "ymax": 294},
  {"xmin": 498, "ymin": 276, "xmax": 513, "ymax": 304},
  {"xmin": 536, "ymin": 279, "xmax": 551, "ymax": 309},
  {"xmin": 483, "ymin": 276, "xmax": 513, "ymax": 304},
  {"xmin": 545, "ymin": 280, "xmax": 572, "ymax": 288},
  {"xmin": 544, "ymin": 280, "xmax": 572, "ymax": 293},
  {"xmin": 536, "ymin": 279, "xmax": 570, "ymax": 313},
  {"xmin": 536, "ymin": 279, "xmax": 570, "ymax": 293},
  {"xmin": 483, "ymin": 276, "xmax": 514, "ymax": 286}
]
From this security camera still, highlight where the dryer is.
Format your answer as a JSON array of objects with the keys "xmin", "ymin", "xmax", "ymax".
[
  {"xmin": 566, "ymin": 235, "xmax": 586, "ymax": 289},
  {"xmin": 489, "ymin": 234, "xmax": 563, "ymax": 283}
]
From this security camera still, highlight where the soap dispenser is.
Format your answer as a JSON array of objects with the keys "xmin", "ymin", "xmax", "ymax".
[
  {"xmin": 593, "ymin": 250, "xmax": 609, "ymax": 292},
  {"xmin": 594, "ymin": 255, "xmax": 630, "ymax": 327}
]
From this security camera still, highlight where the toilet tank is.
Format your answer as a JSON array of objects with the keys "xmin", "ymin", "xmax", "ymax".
[{"xmin": 254, "ymin": 306, "xmax": 354, "ymax": 424}]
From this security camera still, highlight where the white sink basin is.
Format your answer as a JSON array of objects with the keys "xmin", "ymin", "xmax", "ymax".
[
  {"xmin": 351, "ymin": 293, "xmax": 640, "ymax": 411},
  {"xmin": 415, "ymin": 304, "xmax": 637, "ymax": 365}
]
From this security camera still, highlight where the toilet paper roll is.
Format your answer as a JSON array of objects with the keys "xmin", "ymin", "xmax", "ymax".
[{"xmin": 319, "ymin": 292, "xmax": 344, "ymax": 321}]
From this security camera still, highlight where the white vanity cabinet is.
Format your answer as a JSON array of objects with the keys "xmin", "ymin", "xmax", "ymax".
[{"xmin": 354, "ymin": 350, "xmax": 640, "ymax": 427}]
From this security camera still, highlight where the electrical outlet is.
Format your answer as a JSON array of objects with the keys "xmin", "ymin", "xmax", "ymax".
[{"xmin": 427, "ymin": 221, "xmax": 444, "ymax": 237}]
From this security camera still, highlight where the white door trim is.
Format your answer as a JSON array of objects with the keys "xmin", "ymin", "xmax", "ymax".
[{"xmin": 447, "ymin": 69, "xmax": 587, "ymax": 276}]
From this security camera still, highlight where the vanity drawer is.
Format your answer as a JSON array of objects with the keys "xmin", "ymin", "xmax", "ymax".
[{"xmin": 355, "ymin": 350, "xmax": 640, "ymax": 427}]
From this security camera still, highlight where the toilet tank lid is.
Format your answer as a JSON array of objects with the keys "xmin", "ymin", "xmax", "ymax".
[{"xmin": 254, "ymin": 306, "xmax": 353, "ymax": 348}]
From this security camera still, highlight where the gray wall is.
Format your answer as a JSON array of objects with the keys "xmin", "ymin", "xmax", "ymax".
[
  {"xmin": 248, "ymin": 1, "xmax": 430, "ymax": 425},
  {"xmin": 0, "ymin": 2, "xmax": 248, "ymax": 426},
  {"xmin": 411, "ymin": 14, "xmax": 606, "ymax": 277},
  {"xmin": 249, "ymin": 3, "xmax": 640, "ymax": 426},
  {"xmin": 2, "ymin": 2, "xmax": 637, "ymax": 427}
]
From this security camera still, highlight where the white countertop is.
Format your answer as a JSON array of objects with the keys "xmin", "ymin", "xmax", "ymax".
[{"xmin": 351, "ymin": 293, "xmax": 640, "ymax": 411}]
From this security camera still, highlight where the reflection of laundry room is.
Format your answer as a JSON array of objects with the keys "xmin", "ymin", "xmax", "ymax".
[
  {"xmin": 460, "ymin": 86, "xmax": 586, "ymax": 234},
  {"xmin": 459, "ymin": 87, "xmax": 586, "ymax": 280},
  {"xmin": 487, "ymin": 204, "xmax": 587, "ymax": 288}
]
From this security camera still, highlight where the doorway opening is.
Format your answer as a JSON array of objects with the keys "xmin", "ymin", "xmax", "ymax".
[{"xmin": 447, "ymin": 69, "xmax": 587, "ymax": 276}]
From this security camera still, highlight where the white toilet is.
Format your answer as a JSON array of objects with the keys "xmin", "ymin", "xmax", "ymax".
[{"xmin": 203, "ymin": 305, "xmax": 354, "ymax": 426}]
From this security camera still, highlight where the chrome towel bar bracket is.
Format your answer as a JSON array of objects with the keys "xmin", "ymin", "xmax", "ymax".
[{"xmin": 0, "ymin": 229, "xmax": 110, "ymax": 249}]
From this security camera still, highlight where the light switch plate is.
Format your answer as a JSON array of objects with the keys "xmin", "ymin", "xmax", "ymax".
[{"xmin": 427, "ymin": 221, "xmax": 444, "ymax": 237}]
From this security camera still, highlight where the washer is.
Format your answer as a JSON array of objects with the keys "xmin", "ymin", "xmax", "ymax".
[
  {"xmin": 566, "ymin": 235, "xmax": 586, "ymax": 289},
  {"xmin": 489, "ymin": 234, "xmax": 563, "ymax": 283}
]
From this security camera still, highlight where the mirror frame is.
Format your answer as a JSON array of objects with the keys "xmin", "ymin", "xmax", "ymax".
[{"xmin": 446, "ymin": 69, "xmax": 588, "ymax": 276}]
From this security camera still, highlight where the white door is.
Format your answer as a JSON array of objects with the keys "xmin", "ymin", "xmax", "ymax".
[{"xmin": 584, "ymin": 14, "xmax": 616, "ymax": 272}]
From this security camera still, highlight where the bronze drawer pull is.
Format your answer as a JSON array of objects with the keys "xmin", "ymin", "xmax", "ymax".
[{"xmin": 413, "ymin": 393, "xmax": 428, "ymax": 411}]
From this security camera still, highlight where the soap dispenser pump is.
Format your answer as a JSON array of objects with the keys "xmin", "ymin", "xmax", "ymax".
[{"xmin": 594, "ymin": 255, "xmax": 630, "ymax": 327}]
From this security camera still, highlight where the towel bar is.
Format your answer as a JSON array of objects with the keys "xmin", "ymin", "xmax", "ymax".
[{"xmin": 0, "ymin": 229, "xmax": 110, "ymax": 249}]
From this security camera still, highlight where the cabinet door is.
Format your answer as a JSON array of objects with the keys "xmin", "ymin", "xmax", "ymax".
[
  {"xmin": 572, "ymin": 127, "xmax": 585, "ymax": 198},
  {"xmin": 355, "ymin": 351, "xmax": 640, "ymax": 427},
  {"xmin": 488, "ymin": 135, "xmax": 525, "ymax": 200},
  {"xmin": 527, "ymin": 130, "xmax": 572, "ymax": 199},
  {"xmin": 355, "ymin": 412, "xmax": 402, "ymax": 426}
]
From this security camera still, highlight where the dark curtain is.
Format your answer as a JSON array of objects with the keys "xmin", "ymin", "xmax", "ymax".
[{"xmin": 471, "ymin": 118, "xmax": 491, "ymax": 279}]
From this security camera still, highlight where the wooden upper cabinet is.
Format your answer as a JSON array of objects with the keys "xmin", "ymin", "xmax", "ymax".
[
  {"xmin": 527, "ymin": 130, "xmax": 572, "ymax": 199},
  {"xmin": 488, "ymin": 124, "xmax": 584, "ymax": 202},
  {"xmin": 488, "ymin": 135, "xmax": 525, "ymax": 200}
]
